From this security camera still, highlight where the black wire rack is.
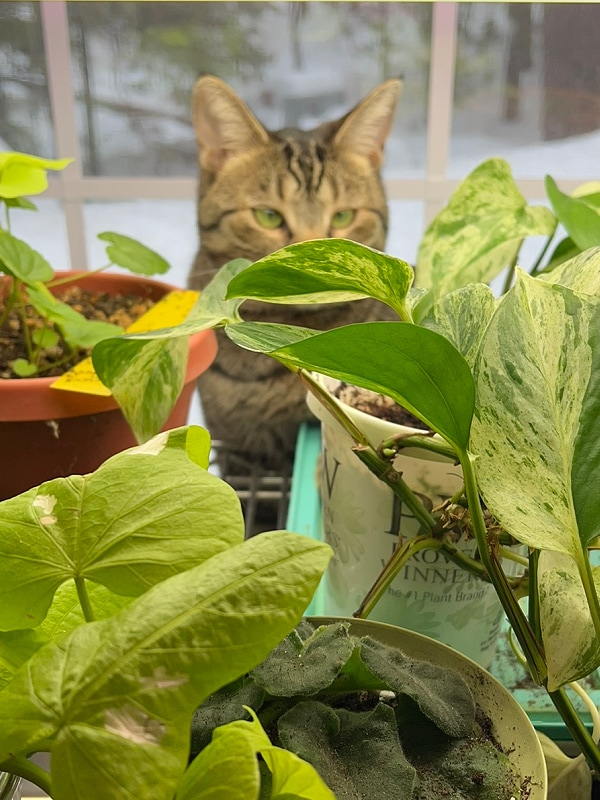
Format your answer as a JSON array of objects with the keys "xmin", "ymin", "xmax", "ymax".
[{"xmin": 210, "ymin": 441, "xmax": 292, "ymax": 537}]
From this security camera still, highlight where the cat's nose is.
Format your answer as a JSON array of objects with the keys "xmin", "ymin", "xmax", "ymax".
[{"xmin": 290, "ymin": 228, "xmax": 328, "ymax": 244}]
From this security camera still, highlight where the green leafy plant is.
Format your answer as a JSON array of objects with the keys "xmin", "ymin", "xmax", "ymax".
[
  {"xmin": 95, "ymin": 158, "xmax": 600, "ymax": 789},
  {"xmin": 0, "ymin": 151, "xmax": 170, "ymax": 377},
  {"xmin": 0, "ymin": 424, "xmax": 332, "ymax": 799},
  {"xmin": 190, "ymin": 619, "xmax": 523, "ymax": 800}
]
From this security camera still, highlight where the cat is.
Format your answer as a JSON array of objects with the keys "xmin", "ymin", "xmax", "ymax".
[{"xmin": 189, "ymin": 75, "xmax": 402, "ymax": 474}]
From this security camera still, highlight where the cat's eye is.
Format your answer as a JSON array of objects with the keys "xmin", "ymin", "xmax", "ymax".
[
  {"xmin": 331, "ymin": 209, "xmax": 355, "ymax": 229},
  {"xmin": 253, "ymin": 208, "xmax": 285, "ymax": 229}
]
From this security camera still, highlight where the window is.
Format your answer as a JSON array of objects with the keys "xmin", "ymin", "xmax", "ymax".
[{"xmin": 1, "ymin": 1, "xmax": 599, "ymax": 282}]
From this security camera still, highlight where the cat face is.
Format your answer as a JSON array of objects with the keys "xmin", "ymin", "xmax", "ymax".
[{"xmin": 190, "ymin": 77, "xmax": 402, "ymax": 285}]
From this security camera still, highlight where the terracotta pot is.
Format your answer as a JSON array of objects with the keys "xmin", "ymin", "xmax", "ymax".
[{"xmin": 0, "ymin": 271, "xmax": 217, "ymax": 500}]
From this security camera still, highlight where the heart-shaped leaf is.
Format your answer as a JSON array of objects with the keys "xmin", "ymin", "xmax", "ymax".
[
  {"xmin": 266, "ymin": 322, "xmax": 475, "ymax": 453},
  {"xmin": 416, "ymin": 158, "xmax": 556, "ymax": 304},
  {"xmin": 0, "ymin": 232, "xmax": 54, "ymax": 283},
  {"xmin": 0, "ymin": 427, "xmax": 244, "ymax": 630},
  {"xmin": 472, "ymin": 271, "xmax": 600, "ymax": 556},
  {"xmin": 538, "ymin": 551, "xmax": 600, "ymax": 689},
  {"xmin": 98, "ymin": 232, "xmax": 170, "ymax": 275},
  {"xmin": 226, "ymin": 239, "xmax": 414, "ymax": 320},
  {"xmin": 0, "ymin": 531, "xmax": 331, "ymax": 800},
  {"xmin": 0, "ymin": 151, "xmax": 72, "ymax": 198}
]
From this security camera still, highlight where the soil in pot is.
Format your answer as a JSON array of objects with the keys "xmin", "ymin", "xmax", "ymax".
[
  {"xmin": 0, "ymin": 283, "xmax": 155, "ymax": 378},
  {"xmin": 332, "ymin": 381, "xmax": 429, "ymax": 429}
]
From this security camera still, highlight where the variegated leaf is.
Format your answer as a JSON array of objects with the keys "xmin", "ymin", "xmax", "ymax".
[
  {"xmin": 226, "ymin": 239, "xmax": 415, "ymax": 320},
  {"xmin": 419, "ymin": 283, "xmax": 497, "ymax": 370},
  {"xmin": 540, "ymin": 245, "xmax": 600, "ymax": 297},
  {"xmin": 471, "ymin": 271, "xmax": 600, "ymax": 560},
  {"xmin": 416, "ymin": 159, "xmax": 556, "ymax": 299},
  {"xmin": 538, "ymin": 551, "xmax": 600, "ymax": 690}
]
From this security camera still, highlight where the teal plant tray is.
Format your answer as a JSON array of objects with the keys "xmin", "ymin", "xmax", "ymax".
[{"xmin": 287, "ymin": 423, "xmax": 600, "ymax": 743}]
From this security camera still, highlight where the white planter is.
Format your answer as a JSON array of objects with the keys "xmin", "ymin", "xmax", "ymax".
[{"xmin": 307, "ymin": 376, "xmax": 517, "ymax": 668}]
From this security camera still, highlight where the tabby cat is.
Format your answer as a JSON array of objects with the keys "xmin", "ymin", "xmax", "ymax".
[{"xmin": 189, "ymin": 75, "xmax": 402, "ymax": 473}]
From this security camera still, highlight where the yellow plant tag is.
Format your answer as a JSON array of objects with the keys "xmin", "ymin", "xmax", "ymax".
[{"xmin": 51, "ymin": 289, "xmax": 199, "ymax": 396}]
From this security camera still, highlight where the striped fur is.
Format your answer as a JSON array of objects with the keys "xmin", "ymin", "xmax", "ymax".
[{"xmin": 189, "ymin": 76, "xmax": 401, "ymax": 471}]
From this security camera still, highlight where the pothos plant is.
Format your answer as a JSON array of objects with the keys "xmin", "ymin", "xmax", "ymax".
[
  {"xmin": 95, "ymin": 158, "xmax": 600, "ymax": 788},
  {"xmin": 0, "ymin": 151, "xmax": 191, "ymax": 444},
  {"xmin": 0, "ymin": 424, "xmax": 333, "ymax": 800}
]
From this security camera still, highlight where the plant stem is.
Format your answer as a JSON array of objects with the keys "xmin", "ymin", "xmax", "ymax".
[
  {"xmin": 578, "ymin": 552, "xmax": 600, "ymax": 645},
  {"xmin": 75, "ymin": 576, "xmax": 96, "ymax": 622},
  {"xmin": 460, "ymin": 451, "xmax": 547, "ymax": 684},
  {"xmin": 300, "ymin": 370, "xmax": 372, "ymax": 448},
  {"xmin": 378, "ymin": 432, "xmax": 459, "ymax": 462},
  {"xmin": 47, "ymin": 265, "xmax": 110, "ymax": 288},
  {"xmin": 528, "ymin": 223, "xmax": 559, "ymax": 277},
  {"xmin": 351, "ymin": 446, "xmax": 437, "ymax": 531},
  {"xmin": 549, "ymin": 687, "xmax": 600, "ymax": 775},
  {"xmin": 0, "ymin": 755, "xmax": 53, "ymax": 796},
  {"xmin": 500, "ymin": 244, "xmax": 523, "ymax": 295},
  {"xmin": 355, "ymin": 536, "xmax": 443, "ymax": 618}
]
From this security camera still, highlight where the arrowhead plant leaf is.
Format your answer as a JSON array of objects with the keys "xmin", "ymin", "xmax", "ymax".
[
  {"xmin": 0, "ymin": 427, "xmax": 245, "ymax": 630},
  {"xmin": 0, "ymin": 531, "xmax": 332, "ymax": 800}
]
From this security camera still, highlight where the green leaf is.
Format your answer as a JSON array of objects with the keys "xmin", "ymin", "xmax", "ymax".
[
  {"xmin": 97, "ymin": 232, "xmax": 170, "ymax": 275},
  {"xmin": 226, "ymin": 321, "xmax": 319, "ymax": 355},
  {"xmin": 538, "ymin": 551, "xmax": 600, "ymax": 689},
  {"xmin": 11, "ymin": 358, "xmax": 38, "ymax": 377},
  {"xmin": 0, "ymin": 231, "xmax": 54, "ymax": 283},
  {"xmin": 0, "ymin": 531, "xmax": 331, "ymax": 800},
  {"xmin": 91, "ymin": 258, "xmax": 252, "ymax": 442},
  {"xmin": 471, "ymin": 273, "xmax": 600, "ymax": 684},
  {"xmin": 204, "ymin": 714, "xmax": 337, "ymax": 800},
  {"xmin": 93, "ymin": 335, "xmax": 189, "ymax": 444},
  {"xmin": 546, "ymin": 176, "xmax": 600, "ymax": 250},
  {"xmin": 4, "ymin": 196, "xmax": 37, "ymax": 211},
  {"xmin": 472, "ymin": 271, "xmax": 600, "ymax": 556},
  {"xmin": 251, "ymin": 621, "xmax": 357, "ymax": 696},
  {"xmin": 419, "ymin": 283, "xmax": 497, "ymax": 370},
  {"xmin": 416, "ymin": 158, "xmax": 556, "ymax": 302},
  {"xmin": 0, "ymin": 583, "xmax": 131, "ymax": 691},
  {"xmin": 358, "ymin": 637, "xmax": 475, "ymax": 738},
  {"xmin": 32, "ymin": 326, "xmax": 59, "ymax": 348},
  {"xmin": 267, "ymin": 322, "xmax": 475, "ymax": 453},
  {"xmin": 0, "ymin": 427, "xmax": 245, "ymax": 630},
  {"xmin": 0, "ymin": 151, "xmax": 72, "ymax": 198},
  {"xmin": 540, "ymin": 245, "xmax": 600, "ymax": 296},
  {"xmin": 176, "ymin": 725, "xmax": 260, "ymax": 800},
  {"xmin": 226, "ymin": 239, "xmax": 414, "ymax": 319},
  {"xmin": 27, "ymin": 283, "xmax": 123, "ymax": 348},
  {"xmin": 277, "ymin": 701, "xmax": 417, "ymax": 799},
  {"xmin": 543, "ymin": 236, "xmax": 581, "ymax": 272}
]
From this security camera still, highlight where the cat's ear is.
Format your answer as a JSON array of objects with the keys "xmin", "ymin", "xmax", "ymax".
[
  {"xmin": 333, "ymin": 79, "xmax": 402, "ymax": 168},
  {"xmin": 192, "ymin": 76, "xmax": 269, "ymax": 174}
]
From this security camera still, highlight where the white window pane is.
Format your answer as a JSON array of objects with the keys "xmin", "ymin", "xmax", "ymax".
[
  {"xmin": 83, "ymin": 199, "xmax": 198, "ymax": 288},
  {"xmin": 10, "ymin": 199, "xmax": 70, "ymax": 272}
]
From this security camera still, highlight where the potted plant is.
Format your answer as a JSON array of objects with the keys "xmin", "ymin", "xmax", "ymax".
[
  {"xmin": 0, "ymin": 424, "xmax": 333, "ymax": 799},
  {"xmin": 210, "ymin": 173, "xmax": 600, "ymax": 795},
  {"xmin": 92, "ymin": 158, "xmax": 600, "ymax": 670},
  {"xmin": 0, "ymin": 151, "xmax": 217, "ymax": 499},
  {"xmin": 190, "ymin": 615, "xmax": 546, "ymax": 799}
]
